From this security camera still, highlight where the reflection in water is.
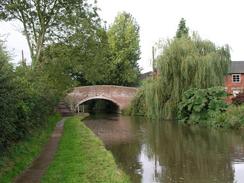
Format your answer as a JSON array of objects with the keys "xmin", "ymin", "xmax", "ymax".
[
  {"xmin": 85, "ymin": 115, "xmax": 244, "ymax": 183},
  {"xmin": 139, "ymin": 144, "xmax": 164, "ymax": 183},
  {"xmin": 234, "ymin": 163, "xmax": 244, "ymax": 181}
]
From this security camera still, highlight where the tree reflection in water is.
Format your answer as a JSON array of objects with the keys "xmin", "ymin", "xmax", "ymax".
[{"xmin": 85, "ymin": 115, "xmax": 244, "ymax": 183}]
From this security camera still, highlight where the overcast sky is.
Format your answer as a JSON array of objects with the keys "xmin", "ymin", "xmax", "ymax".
[{"xmin": 0, "ymin": 0, "xmax": 244, "ymax": 72}]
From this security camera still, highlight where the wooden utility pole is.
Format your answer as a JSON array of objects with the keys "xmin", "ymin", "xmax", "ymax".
[
  {"xmin": 21, "ymin": 50, "xmax": 26, "ymax": 66},
  {"xmin": 152, "ymin": 46, "xmax": 157, "ymax": 78}
]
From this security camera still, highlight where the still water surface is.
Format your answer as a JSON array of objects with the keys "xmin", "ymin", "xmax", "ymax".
[{"xmin": 85, "ymin": 114, "xmax": 244, "ymax": 183}]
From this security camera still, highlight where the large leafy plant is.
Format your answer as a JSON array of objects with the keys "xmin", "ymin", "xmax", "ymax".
[{"xmin": 178, "ymin": 87, "xmax": 228, "ymax": 124}]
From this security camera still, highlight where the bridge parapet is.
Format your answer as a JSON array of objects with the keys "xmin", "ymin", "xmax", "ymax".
[{"xmin": 65, "ymin": 85, "xmax": 138, "ymax": 112}]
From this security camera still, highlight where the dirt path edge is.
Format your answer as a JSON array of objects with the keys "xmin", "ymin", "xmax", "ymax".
[{"xmin": 14, "ymin": 118, "xmax": 65, "ymax": 183}]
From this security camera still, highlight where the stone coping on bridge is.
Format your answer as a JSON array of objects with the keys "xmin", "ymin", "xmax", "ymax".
[{"xmin": 72, "ymin": 85, "xmax": 139, "ymax": 91}]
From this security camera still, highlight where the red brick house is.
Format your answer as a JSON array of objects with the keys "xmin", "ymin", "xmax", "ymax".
[{"xmin": 225, "ymin": 61, "xmax": 244, "ymax": 97}]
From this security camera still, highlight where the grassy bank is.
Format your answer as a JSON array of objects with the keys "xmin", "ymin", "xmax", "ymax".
[
  {"xmin": 0, "ymin": 114, "xmax": 61, "ymax": 183},
  {"xmin": 42, "ymin": 116, "xmax": 131, "ymax": 183}
]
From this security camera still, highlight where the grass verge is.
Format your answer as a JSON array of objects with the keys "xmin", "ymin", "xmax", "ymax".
[
  {"xmin": 42, "ymin": 115, "xmax": 131, "ymax": 183},
  {"xmin": 0, "ymin": 113, "xmax": 61, "ymax": 183}
]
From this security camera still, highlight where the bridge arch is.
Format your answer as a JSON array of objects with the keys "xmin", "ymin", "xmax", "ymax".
[
  {"xmin": 76, "ymin": 96, "xmax": 120, "ymax": 109},
  {"xmin": 66, "ymin": 85, "xmax": 138, "ymax": 112}
]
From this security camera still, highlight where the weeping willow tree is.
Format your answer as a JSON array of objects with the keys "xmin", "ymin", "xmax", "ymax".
[{"xmin": 134, "ymin": 33, "xmax": 230, "ymax": 119}]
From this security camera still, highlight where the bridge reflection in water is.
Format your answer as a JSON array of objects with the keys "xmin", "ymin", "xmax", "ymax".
[{"xmin": 85, "ymin": 115, "xmax": 244, "ymax": 183}]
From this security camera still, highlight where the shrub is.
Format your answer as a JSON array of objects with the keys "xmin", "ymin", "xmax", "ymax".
[
  {"xmin": 210, "ymin": 105, "xmax": 244, "ymax": 129},
  {"xmin": 0, "ymin": 43, "xmax": 18, "ymax": 149},
  {"xmin": 0, "ymin": 41, "xmax": 65, "ymax": 151},
  {"xmin": 178, "ymin": 87, "xmax": 228, "ymax": 125}
]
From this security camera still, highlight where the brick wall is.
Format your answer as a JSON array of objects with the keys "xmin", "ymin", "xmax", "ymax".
[
  {"xmin": 66, "ymin": 85, "xmax": 138, "ymax": 111},
  {"xmin": 225, "ymin": 74, "xmax": 244, "ymax": 94}
]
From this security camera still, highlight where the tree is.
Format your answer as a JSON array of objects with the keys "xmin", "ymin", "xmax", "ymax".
[
  {"xmin": 42, "ymin": 24, "xmax": 111, "ymax": 86},
  {"xmin": 70, "ymin": 26, "xmax": 112, "ymax": 85},
  {"xmin": 132, "ymin": 31, "xmax": 230, "ymax": 119},
  {"xmin": 176, "ymin": 18, "xmax": 189, "ymax": 38},
  {"xmin": 107, "ymin": 12, "xmax": 141, "ymax": 86},
  {"xmin": 156, "ymin": 34, "xmax": 230, "ymax": 118},
  {"xmin": 0, "ymin": 0, "xmax": 99, "ymax": 65}
]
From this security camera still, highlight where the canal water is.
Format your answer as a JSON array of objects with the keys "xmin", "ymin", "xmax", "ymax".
[{"xmin": 84, "ymin": 114, "xmax": 244, "ymax": 183}]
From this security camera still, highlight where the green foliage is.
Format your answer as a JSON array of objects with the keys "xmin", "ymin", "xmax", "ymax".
[
  {"xmin": 44, "ymin": 11, "xmax": 142, "ymax": 86},
  {"xmin": 178, "ymin": 87, "xmax": 228, "ymax": 124},
  {"xmin": 1, "ymin": 1, "xmax": 140, "ymax": 86},
  {"xmin": 176, "ymin": 18, "xmax": 189, "ymax": 38},
  {"xmin": 209, "ymin": 105, "xmax": 244, "ymax": 129},
  {"xmin": 178, "ymin": 87, "xmax": 244, "ymax": 129},
  {"xmin": 1, "ymin": 0, "xmax": 120, "ymax": 86},
  {"xmin": 125, "ymin": 88, "xmax": 146, "ymax": 116},
  {"xmin": 0, "ymin": 41, "xmax": 17, "ymax": 148},
  {"xmin": 44, "ymin": 11, "xmax": 141, "ymax": 86},
  {"xmin": 107, "ymin": 11, "xmax": 141, "ymax": 86},
  {"xmin": 42, "ymin": 116, "xmax": 131, "ymax": 183},
  {"xmin": 0, "ymin": 0, "xmax": 100, "ymax": 65},
  {"xmin": 132, "ymin": 24, "xmax": 230, "ymax": 119},
  {"xmin": 0, "ymin": 40, "xmax": 66, "ymax": 151},
  {"xmin": 42, "ymin": 26, "xmax": 111, "ymax": 85}
]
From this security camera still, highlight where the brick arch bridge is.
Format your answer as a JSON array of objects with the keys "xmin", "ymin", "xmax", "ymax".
[{"xmin": 65, "ymin": 85, "xmax": 138, "ymax": 112}]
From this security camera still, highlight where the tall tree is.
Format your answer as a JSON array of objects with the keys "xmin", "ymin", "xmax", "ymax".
[
  {"xmin": 0, "ymin": 0, "xmax": 99, "ymax": 65},
  {"xmin": 176, "ymin": 18, "xmax": 189, "ymax": 38},
  {"xmin": 42, "ymin": 24, "xmax": 111, "ymax": 86},
  {"xmin": 107, "ymin": 11, "xmax": 141, "ymax": 86},
  {"xmin": 150, "ymin": 34, "xmax": 230, "ymax": 119},
  {"xmin": 132, "ymin": 32, "xmax": 230, "ymax": 119}
]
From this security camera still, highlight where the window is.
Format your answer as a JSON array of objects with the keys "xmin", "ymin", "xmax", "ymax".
[{"xmin": 232, "ymin": 74, "xmax": 241, "ymax": 83}]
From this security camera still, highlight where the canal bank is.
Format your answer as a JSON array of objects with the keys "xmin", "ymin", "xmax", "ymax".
[{"xmin": 42, "ymin": 115, "xmax": 131, "ymax": 183}]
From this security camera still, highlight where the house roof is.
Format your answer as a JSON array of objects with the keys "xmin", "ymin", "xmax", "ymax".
[
  {"xmin": 229, "ymin": 61, "xmax": 244, "ymax": 74},
  {"xmin": 140, "ymin": 71, "xmax": 153, "ymax": 80}
]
